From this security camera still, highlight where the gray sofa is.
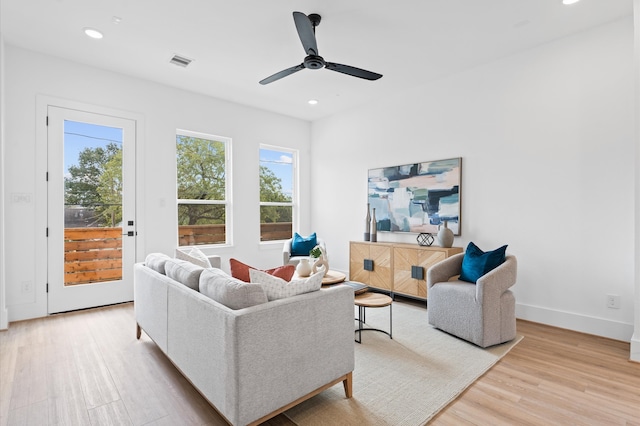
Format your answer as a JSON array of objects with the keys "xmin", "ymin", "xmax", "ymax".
[{"xmin": 134, "ymin": 257, "xmax": 354, "ymax": 426}]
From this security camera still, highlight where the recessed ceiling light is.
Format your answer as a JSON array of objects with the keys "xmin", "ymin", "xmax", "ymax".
[
  {"xmin": 308, "ymin": 99, "xmax": 319, "ymax": 105},
  {"xmin": 562, "ymin": 0, "xmax": 580, "ymax": 5},
  {"xmin": 83, "ymin": 27, "xmax": 103, "ymax": 39}
]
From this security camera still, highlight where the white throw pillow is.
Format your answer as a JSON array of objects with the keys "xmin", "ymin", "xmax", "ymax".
[
  {"xmin": 175, "ymin": 247, "xmax": 211, "ymax": 268},
  {"xmin": 199, "ymin": 268, "xmax": 268, "ymax": 310},
  {"xmin": 249, "ymin": 269, "xmax": 323, "ymax": 301}
]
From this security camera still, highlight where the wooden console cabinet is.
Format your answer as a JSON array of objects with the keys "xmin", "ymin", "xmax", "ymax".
[{"xmin": 349, "ymin": 241, "xmax": 462, "ymax": 300}]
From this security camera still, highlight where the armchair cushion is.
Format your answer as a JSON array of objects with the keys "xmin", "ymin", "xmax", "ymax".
[
  {"xmin": 459, "ymin": 242, "xmax": 508, "ymax": 283},
  {"xmin": 291, "ymin": 232, "xmax": 317, "ymax": 256}
]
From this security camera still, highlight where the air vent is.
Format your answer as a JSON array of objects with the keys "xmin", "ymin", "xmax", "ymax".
[{"xmin": 169, "ymin": 55, "xmax": 193, "ymax": 68}]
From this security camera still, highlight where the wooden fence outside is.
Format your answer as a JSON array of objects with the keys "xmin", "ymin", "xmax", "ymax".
[
  {"xmin": 260, "ymin": 222, "xmax": 292, "ymax": 241},
  {"xmin": 63, "ymin": 223, "xmax": 293, "ymax": 285},
  {"xmin": 64, "ymin": 227, "xmax": 122, "ymax": 286},
  {"xmin": 178, "ymin": 222, "xmax": 292, "ymax": 245}
]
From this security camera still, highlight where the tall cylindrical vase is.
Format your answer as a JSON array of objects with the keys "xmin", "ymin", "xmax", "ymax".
[
  {"xmin": 370, "ymin": 208, "xmax": 377, "ymax": 242},
  {"xmin": 364, "ymin": 203, "xmax": 371, "ymax": 241}
]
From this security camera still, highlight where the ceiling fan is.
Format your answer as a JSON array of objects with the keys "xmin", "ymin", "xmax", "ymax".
[{"xmin": 259, "ymin": 11, "xmax": 383, "ymax": 85}]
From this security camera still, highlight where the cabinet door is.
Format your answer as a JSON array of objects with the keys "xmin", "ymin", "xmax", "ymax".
[
  {"xmin": 417, "ymin": 250, "xmax": 447, "ymax": 298},
  {"xmin": 369, "ymin": 244, "xmax": 392, "ymax": 291},
  {"xmin": 393, "ymin": 247, "xmax": 420, "ymax": 297},
  {"xmin": 350, "ymin": 243, "xmax": 370, "ymax": 284},
  {"xmin": 394, "ymin": 247, "xmax": 447, "ymax": 298},
  {"xmin": 349, "ymin": 243, "xmax": 392, "ymax": 291}
]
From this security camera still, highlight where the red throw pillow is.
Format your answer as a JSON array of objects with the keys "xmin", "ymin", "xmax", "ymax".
[{"xmin": 229, "ymin": 258, "xmax": 295, "ymax": 283}]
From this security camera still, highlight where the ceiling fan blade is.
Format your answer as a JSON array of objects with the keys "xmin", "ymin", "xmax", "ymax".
[
  {"xmin": 293, "ymin": 11, "xmax": 318, "ymax": 56},
  {"xmin": 259, "ymin": 63, "xmax": 305, "ymax": 85},
  {"xmin": 325, "ymin": 62, "xmax": 382, "ymax": 81}
]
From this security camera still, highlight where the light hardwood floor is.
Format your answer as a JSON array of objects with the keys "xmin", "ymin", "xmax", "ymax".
[{"xmin": 1, "ymin": 302, "xmax": 638, "ymax": 425}]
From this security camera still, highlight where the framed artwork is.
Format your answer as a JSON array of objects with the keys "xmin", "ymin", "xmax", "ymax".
[{"xmin": 368, "ymin": 157, "xmax": 461, "ymax": 235}]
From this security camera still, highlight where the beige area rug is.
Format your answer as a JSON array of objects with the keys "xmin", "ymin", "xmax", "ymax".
[{"xmin": 284, "ymin": 299, "xmax": 523, "ymax": 425}]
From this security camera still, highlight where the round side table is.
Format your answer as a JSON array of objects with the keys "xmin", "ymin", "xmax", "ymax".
[{"xmin": 354, "ymin": 292, "xmax": 393, "ymax": 344}]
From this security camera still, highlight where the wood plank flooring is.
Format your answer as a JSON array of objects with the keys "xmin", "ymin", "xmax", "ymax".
[{"xmin": 1, "ymin": 302, "xmax": 638, "ymax": 425}]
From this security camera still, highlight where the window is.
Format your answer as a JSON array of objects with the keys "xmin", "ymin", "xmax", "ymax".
[
  {"xmin": 259, "ymin": 145, "xmax": 296, "ymax": 241},
  {"xmin": 177, "ymin": 130, "xmax": 231, "ymax": 246}
]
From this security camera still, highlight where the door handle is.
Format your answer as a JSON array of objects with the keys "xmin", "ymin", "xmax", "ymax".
[{"xmin": 122, "ymin": 231, "xmax": 137, "ymax": 237}]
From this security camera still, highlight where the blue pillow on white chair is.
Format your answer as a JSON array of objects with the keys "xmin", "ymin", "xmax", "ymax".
[
  {"xmin": 291, "ymin": 232, "xmax": 317, "ymax": 256},
  {"xmin": 283, "ymin": 233, "xmax": 327, "ymax": 266}
]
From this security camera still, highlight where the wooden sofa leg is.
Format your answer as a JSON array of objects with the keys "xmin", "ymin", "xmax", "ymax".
[
  {"xmin": 343, "ymin": 372, "xmax": 353, "ymax": 398},
  {"xmin": 136, "ymin": 323, "xmax": 141, "ymax": 340}
]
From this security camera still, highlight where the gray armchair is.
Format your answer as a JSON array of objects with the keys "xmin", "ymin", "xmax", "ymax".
[
  {"xmin": 282, "ymin": 238, "xmax": 326, "ymax": 266},
  {"xmin": 427, "ymin": 252, "xmax": 517, "ymax": 348}
]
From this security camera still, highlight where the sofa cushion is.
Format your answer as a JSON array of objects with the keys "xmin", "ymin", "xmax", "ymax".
[
  {"xmin": 249, "ymin": 269, "xmax": 323, "ymax": 301},
  {"xmin": 291, "ymin": 232, "xmax": 317, "ymax": 257},
  {"xmin": 199, "ymin": 268, "xmax": 268, "ymax": 310},
  {"xmin": 145, "ymin": 253, "xmax": 172, "ymax": 274},
  {"xmin": 459, "ymin": 242, "xmax": 508, "ymax": 284},
  {"xmin": 229, "ymin": 258, "xmax": 295, "ymax": 283},
  {"xmin": 165, "ymin": 258, "xmax": 205, "ymax": 291},
  {"xmin": 175, "ymin": 247, "xmax": 212, "ymax": 268}
]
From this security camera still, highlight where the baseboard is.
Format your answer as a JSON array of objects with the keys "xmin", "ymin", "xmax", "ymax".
[
  {"xmin": 0, "ymin": 307, "xmax": 7, "ymax": 330},
  {"xmin": 516, "ymin": 303, "xmax": 634, "ymax": 342},
  {"xmin": 631, "ymin": 333, "xmax": 640, "ymax": 362}
]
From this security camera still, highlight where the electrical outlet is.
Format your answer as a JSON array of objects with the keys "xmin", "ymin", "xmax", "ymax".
[
  {"xmin": 20, "ymin": 281, "xmax": 33, "ymax": 294},
  {"xmin": 606, "ymin": 294, "xmax": 620, "ymax": 309}
]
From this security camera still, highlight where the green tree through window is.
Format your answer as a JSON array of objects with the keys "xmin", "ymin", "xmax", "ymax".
[
  {"xmin": 260, "ymin": 146, "xmax": 295, "ymax": 241},
  {"xmin": 177, "ymin": 131, "xmax": 229, "ymax": 246},
  {"xmin": 65, "ymin": 142, "xmax": 122, "ymax": 227}
]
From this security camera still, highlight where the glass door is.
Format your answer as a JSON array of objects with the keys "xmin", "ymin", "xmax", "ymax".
[{"xmin": 47, "ymin": 106, "xmax": 136, "ymax": 313}]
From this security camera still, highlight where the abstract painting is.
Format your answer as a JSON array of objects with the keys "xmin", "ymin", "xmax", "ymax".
[{"xmin": 368, "ymin": 157, "xmax": 461, "ymax": 235}]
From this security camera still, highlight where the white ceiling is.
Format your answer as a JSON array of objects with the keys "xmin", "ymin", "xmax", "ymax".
[{"xmin": 0, "ymin": 0, "xmax": 633, "ymax": 121}]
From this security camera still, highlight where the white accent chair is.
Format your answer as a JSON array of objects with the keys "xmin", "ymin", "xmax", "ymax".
[{"xmin": 282, "ymin": 238, "xmax": 327, "ymax": 266}]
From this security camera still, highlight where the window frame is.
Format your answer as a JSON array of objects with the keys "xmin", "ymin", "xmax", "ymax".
[
  {"xmin": 176, "ymin": 129, "xmax": 232, "ymax": 247},
  {"xmin": 259, "ymin": 144, "xmax": 298, "ymax": 243}
]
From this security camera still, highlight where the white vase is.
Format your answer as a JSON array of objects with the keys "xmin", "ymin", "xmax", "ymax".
[
  {"xmin": 437, "ymin": 220, "xmax": 454, "ymax": 248},
  {"xmin": 296, "ymin": 258, "xmax": 312, "ymax": 277}
]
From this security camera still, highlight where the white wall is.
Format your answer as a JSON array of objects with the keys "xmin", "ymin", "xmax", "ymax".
[
  {"xmin": 312, "ymin": 18, "xmax": 636, "ymax": 341},
  {"xmin": 0, "ymin": 34, "xmax": 8, "ymax": 330},
  {"xmin": 3, "ymin": 46, "xmax": 311, "ymax": 322},
  {"xmin": 632, "ymin": 0, "xmax": 640, "ymax": 362}
]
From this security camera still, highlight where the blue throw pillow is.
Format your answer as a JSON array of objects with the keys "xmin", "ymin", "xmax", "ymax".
[
  {"xmin": 459, "ymin": 242, "xmax": 508, "ymax": 284},
  {"xmin": 291, "ymin": 232, "xmax": 317, "ymax": 257}
]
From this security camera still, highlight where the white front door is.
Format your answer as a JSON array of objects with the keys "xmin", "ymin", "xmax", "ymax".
[{"xmin": 47, "ymin": 106, "xmax": 137, "ymax": 313}]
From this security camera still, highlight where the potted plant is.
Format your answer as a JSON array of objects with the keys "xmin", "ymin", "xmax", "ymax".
[{"xmin": 309, "ymin": 245, "xmax": 323, "ymax": 259}]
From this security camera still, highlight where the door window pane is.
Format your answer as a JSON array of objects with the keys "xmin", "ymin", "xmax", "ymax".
[{"xmin": 63, "ymin": 120, "xmax": 123, "ymax": 285}]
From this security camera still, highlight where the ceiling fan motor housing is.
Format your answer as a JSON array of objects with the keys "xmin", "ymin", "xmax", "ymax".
[
  {"xmin": 258, "ymin": 11, "xmax": 382, "ymax": 84},
  {"xmin": 304, "ymin": 55, "xmax": 325, "ymax": 70}
]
